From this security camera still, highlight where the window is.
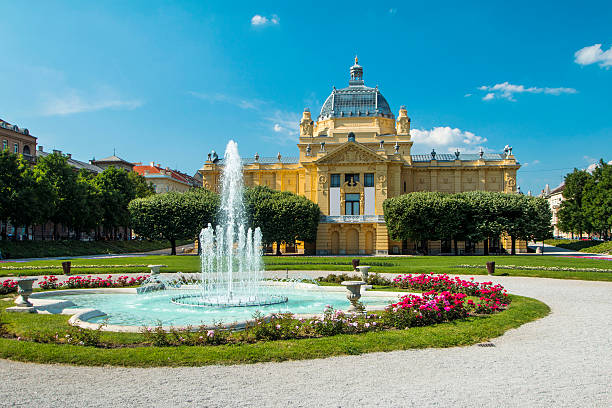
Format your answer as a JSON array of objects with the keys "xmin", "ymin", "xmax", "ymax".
[
  {"xmin": 23, "ymin": 145, "xmax": 30, "ymax": 155},
  {"xmin": 14, "ymin": 143, "xmax": 18, "ymax": 153},
  {"xmin": 330, "ymin": 174, "xmax": 340, "ymax": 187},
  {"xmin": 2, "ymin": 140, "xmax": 7, "ymax": 150},
  {"xmin": 344, "ymin": 173, "xmax": 359, "ymax": 186},
  {"xmin": 345, "ymin": 193, "xmax": 360, "ymax": 215},
  {"xmin": 364, "ymin": 173, "xmax": 374, "ymax": 187}
]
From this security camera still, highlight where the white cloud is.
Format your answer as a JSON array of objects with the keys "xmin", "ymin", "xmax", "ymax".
[
  {"xmin": 464, "ymin": 93, "xmax": 472, "ymax": 97},
  {"xmin": 574, "ymin": 44, "xmax": 612, "ymax": 68},
  {"xmin": 478, "ymin": 81, "xmax": 577, "ymax": 101},
  {"xmin": 264, "ymin": 110, "xmax": 299, "ymax": 143},
  {"xmin": 251, "ymin": 14, "xmax": 279, "ymax": 26},
  {"xmin": 41, "ymin": 90, "xmax": 142, "ymax": 116},
  {"xmin": 188, "ymin": 91, "xmax": 262, "ymax": 110},
  {"xmin": 389, "ymin": 8, "xmax": 397, "ymax": 15},
  {"xmin": 411, "ymin": 126, "xmax": 488, "ymax": 153}
]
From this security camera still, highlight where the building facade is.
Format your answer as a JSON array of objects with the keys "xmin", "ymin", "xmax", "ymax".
[
  {"xmin": 542, "ymin": 183, "xmax": 573, "ymax": 238},
  {"xmin": 199, "ymin": 59, "xmax": 522, "ymax": 255},
  {"xmin": 133, "ymin": 162, "xmax": 199, "ymax": 193},
  {"xmin": 0, "ymin": 118, "xmax": 36, "ymax": 163}
]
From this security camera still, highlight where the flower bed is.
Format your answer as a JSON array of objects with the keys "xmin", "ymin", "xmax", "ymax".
[
  {"xmin": 1, "ymin": 279, "xmax": 17, "ymax": 295},
  {"xmin": 38, "ymin": 275, "xmax": 148, "ymax": 290},
  {"xmin": 4, "ymin": 273, "xmax": 513, "ymax": 348},
  {"xmin": 0, "ymin": 264, "xmax": 157, "ymax": 271}
]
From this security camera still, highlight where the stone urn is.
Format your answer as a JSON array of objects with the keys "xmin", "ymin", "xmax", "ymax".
[
  {"xmin": 357, "ymin": 265, "xmax": 370, "ymax": 283},
  {"xmin": 341, "ymin": 280, "xmax": 365, "ymax": 312},
  {"xmin": 8, "ymin": 278, "xmax": 38, "ymax": 312},
  {"xmin": 148, "ymin": 265, "xmax": 165, "ymax": 275}
]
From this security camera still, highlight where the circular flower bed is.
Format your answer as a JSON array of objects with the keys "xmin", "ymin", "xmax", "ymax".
[{"xmin": 1, "ymin": 273, "xmax": 512, "ymax": 348}]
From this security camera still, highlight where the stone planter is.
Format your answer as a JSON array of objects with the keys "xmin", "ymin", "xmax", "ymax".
[
  {"xmin": 148, "ymin": 265, "xmax": 165, "ymax": 275},
  {"xmin": 486, "ymin": 261, "xmax": 495, "ymax": 276},
  {"xmin": 341, "ymin": 280, "xmax": 365, "ymax": 312},
  {"xmin": 357, "ymin": 265, "xmax": 370, "ymax": 282},
  {"xmin": 8, "ymin": 278, "xmax": 38, "ymax": 313}
]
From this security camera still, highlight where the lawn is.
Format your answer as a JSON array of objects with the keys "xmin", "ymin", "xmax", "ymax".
[
  {"xmin": 0, "ymin": 239, "xmax": 191, "ymax": 260},
  {"xmin": 544, "ymin": 239, "xmax": 612, "ymax": 254},
  {"xmin": 2, "ymin": 254, "xmax": 612, "ymax": 281},
  {"xmin": 0, "ymin": 294, "xmax": 549, "ymax": 367}
]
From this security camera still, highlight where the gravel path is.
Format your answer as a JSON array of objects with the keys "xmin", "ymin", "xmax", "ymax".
[{"xmin": 1, "ymin": 274, "xmax": 611, "ymax": 408}]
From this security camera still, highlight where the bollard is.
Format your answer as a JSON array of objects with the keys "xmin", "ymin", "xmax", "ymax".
[
  {"xmin": 61, "ymin": 261, "xmax": 71, "ymax": 275},
  {"xmin": 486, "ymin": 261, "xmax": 495, "ymax": 276}
]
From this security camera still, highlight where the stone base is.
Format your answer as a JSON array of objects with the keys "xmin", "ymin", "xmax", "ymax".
[{"xmin": 6, "ymin": 306, "xmax": 36, "ymax": 313}]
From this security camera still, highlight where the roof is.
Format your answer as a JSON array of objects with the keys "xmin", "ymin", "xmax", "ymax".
[
  {"xmin": 411, "ymin": 153, "xmax": 507, "ymax": 162},
  {"xmin": 0, "ymin": 118, "xmax": 33, "ymax": 137},
  {"xmin": 215, "ymin": 156, "xmax": 300, "ymax": 166},
  {"xmin": 550, "ymin": 183, "xmax": 565, "ymax": 195},
  {"xmin": 93, "ymin": 155, "xmax": 132, "ymax": 165},
  {"xmin": 36, "ymin": 150, "xmax": 103, "ymax": 173},
  {"xmin": 318, "ymin": 60, "xmax": 394, "ymax": 121},
  {"xmin": 133, "ymin": 164, "xmax": 199, "ymax": 186}
]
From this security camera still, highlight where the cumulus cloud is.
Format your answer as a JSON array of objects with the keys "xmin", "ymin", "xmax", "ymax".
[
  {"xmin": 574, "ymin": 44, "xmax": 612, "ymax": 68},
  {"xmin": 251, "ymin": 14, "xmax": 279, "ymax": 26},
  {"xmin": 478, "ymin": 82, "xmax": 577, "ymax": 101},
  {"xmin": 411, "ymin": 126, "xmax": 487, "ymax": 153},
  {"xmin": 389, "ymin": 8, "xmax": 397, "ymax": 15},
  {"xmin": 41, "ymin": 89, "xmax": 142, "ymax": 116}
]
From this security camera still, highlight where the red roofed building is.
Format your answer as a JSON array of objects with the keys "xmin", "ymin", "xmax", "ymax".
[{"xmin": 133, "ymin": 162, "xmax": 199, "ymax": 193}]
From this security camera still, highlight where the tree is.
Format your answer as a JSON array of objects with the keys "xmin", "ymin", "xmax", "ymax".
[
  {"xmin": 0, "ymin": 150, "xmax": 26, "ymax": 239},
  {"xmin": 95, "ymin": 167, "xmax": 138, "ymax": 239},
  {"xmin": 583, "ymin": 160, "xmax": 612, "ymax": 239},
  {"xmin": 129, "ymin": 189, "xmax": 219, "ymax": 255},
  {"xmin": 244, "ymin": 186, "xmax": 320, "ymax": 255},
  {"xmin": 31, "ymin": 153, "xmax": 79, "ymax": 240},
  {"xmin": 127, "ymin": 170, "xmax": 155, "ymax": 199},
  {"xmin": 383, "ymin": 192, "xmax": 448, "ymax": 253},
  {"xmin": 558, "ymin": 169, "xmax": 592, "ymax": 238}
]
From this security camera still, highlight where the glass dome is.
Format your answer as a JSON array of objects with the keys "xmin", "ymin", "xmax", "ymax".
[{"xmin": 318, "ymin": 59, "xmax": 394, "ymax": 121}]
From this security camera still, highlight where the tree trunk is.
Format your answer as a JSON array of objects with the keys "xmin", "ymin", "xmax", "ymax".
[
  {"xmin": 511, "ymin": 236, "xmax": 516, "ymax": 255},
  {"xmin": 453, "ymin": 239, "xmax": 458, "ymax": 255},
  {"xmin": 24, "ymin": 224, "xmax": 29, "ymax": 240},
  {"xmin": 483, "ymin": 238, "xmax": 489, "ymax": 256},
  {"xmin": 53, "ymin": 223, "xmax": 58, "ymax": 241},
  {"xmin": 196, "ymin": 235, "xmax": 201, "ymax": 256},
  {"xmin": 276, "ymin": 242, "xmax": 282, "ymax": 256},
  {"xmin": 124, "ymin": 226, "xmax": 128, "ymax": 241},
  {"xmin": 170, "ymin": 238, "xmax": 176, "ymax": 255}
]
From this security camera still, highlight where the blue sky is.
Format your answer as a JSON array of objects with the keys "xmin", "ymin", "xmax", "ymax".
[{"xmin": 1, "ymin": 0, "xmax": 611, "ymax": 194}]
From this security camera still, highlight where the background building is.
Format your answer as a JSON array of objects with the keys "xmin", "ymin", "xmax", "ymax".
[
  {"xmin": 133, "ymin": 162, "xmax": 199, "ymax": 193},
  {"xmin": 542, "ymin": 183, "xmax": 572, "ymax": 238},
  {"xmin": 206, "ymin": 60, "xmax": 520, "ymax": 254},
  {"xmin": 0, "ymin": 118, "xmax": 36, "ymax": 163}
]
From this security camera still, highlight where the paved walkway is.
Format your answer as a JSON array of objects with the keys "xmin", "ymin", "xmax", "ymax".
[{"xmin": 1, "ymin": 274, "xmax": 611, "ymax": 407}]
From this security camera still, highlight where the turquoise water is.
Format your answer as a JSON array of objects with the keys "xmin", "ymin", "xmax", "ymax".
[{"xmin": 47, "ymin": 288, "xmax": 399, "ymax": 327}]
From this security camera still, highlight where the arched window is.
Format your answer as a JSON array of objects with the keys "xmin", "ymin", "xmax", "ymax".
[{"xmin": 23, "ymin": 145, "xmax": 30, "ymax": 155}]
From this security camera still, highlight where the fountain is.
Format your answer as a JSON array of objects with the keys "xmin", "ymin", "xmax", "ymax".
[{"xmin": 171, "ymin": 140, "xmax": 288, "ymax": 307}]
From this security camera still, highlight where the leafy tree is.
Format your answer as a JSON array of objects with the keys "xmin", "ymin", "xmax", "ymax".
[
  {"xmin": 558, "ymin": 169, "xmax": 592, "ymax": 237},
  {"xmin": 94, "ymin": 167, "xmax": 137, "ymax": 239},
  {"xmin": 244, "ymin": 186, "xmax": 320, "ymax": 255},
  {"xmin": 383, "ymin": 192, "xmax": 447, "ymax": 251},
  {"xmin": 32, "ymin": 153, "xmax": 78, "ymax": 240},
  {"xmin": 0, "ymin": 150, "xmax": 25, "ymax": 239},
  {"xmin": 129, "ymin": 189, "xmax": 219, "ymax": 255},
  {"xmin": 127, "ymin": 170, "xmax": 155, "ymax": 199},
  {"xmin": 583, "ymin": 160, "xmax": 612, "ymax": 239}
]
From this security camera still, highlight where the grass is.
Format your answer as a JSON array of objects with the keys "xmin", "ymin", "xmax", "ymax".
[
  {"xmin": 0, "ymin": 239, "xmax": 192, "ymax": 260},
  {"xmin": 544, "ymin": 239, "xmax": 612, "ymax": 254},
  {"xmin": 0, "ymin": 294, "xmax": 549, "ymax": 367},
  {"xmin": 2, "ymin": 254, "xmax": 612, "ymax": 281}
]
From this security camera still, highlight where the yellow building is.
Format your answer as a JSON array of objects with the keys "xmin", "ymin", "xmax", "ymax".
[{"xmin": 200, "ymin": 59, "xmax": 522, "ymax": 255}]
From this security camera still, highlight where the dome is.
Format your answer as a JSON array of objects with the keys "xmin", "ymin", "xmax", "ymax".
[{"xmin": 318, "ymin": 58, "xmax": 394, "ymax": 121}]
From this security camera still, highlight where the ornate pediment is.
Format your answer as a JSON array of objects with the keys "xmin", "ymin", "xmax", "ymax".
[{"xmin": 316, "ymin": 142, "xmax": 387, "ymax": 165}]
